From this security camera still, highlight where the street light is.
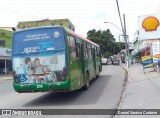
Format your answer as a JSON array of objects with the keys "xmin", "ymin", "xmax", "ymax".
[
  {"xmin": 104, "ymin": 20, "xmax": 130, "ymax": 68},
  {"xmin": 104, "ymin": 21, "xmax": 123, "ymax": 42},
  {"xmin": 104, "ymin": 22, "xmax": 122, "ymax": 32}
]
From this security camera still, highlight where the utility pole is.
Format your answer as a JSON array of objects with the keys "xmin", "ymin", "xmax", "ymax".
[
  {"xmin": 116, "ymin": 0, "xmax": 130, "ymax": 68},
  {"xmin": 123, "ymin": 14, "xmax": 130, "ymax": 68}
]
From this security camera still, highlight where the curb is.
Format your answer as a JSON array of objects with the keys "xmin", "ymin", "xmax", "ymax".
[
  {"xmin": 0, "ymin": 75, "xmax": 12, "ymax": 81},
  {"xmin": 112, "ymin": 64, "xmax": 129, "ymax": 118},
  {"xmin": 119, "ymin": 64, "xmax": 129, "ymax": 106}
]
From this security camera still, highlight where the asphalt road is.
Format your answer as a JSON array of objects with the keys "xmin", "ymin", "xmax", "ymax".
[{"xmin": 0, "ymin": 64, "xmax": 126, "ymax": 118}]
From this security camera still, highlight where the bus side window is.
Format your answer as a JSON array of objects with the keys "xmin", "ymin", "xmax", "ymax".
[
  {"xmin": 91, "ymin": 45, "xmax": 95, "ymax": 56},
  {"xmin": 75, "ymin": 38, "xmax": 81, "ymax": 58},
  {"xmin": 87, "ymin": 44, "xmax": 92, "ymax": 58},
  {"xmin": 83, "ymin": 41, "xmax": 88, "ymax": 58},
  {"xmin": 96, "ymin": 47, "xmax": 99, "ymax": 57},
  {"xmin": 67, "ymin": 35, "xmax": 70, "ymax": 47},
  {"xmin": 67, "ymin": 35, "xmax": 72, "ymax": 57},
  {"xmin": 69, "ymin": 35, "xmax": 76, "ymax": 59},
  {"xmin": 97, "ymin": 48, "xmax": 100, "ymax": 57}
]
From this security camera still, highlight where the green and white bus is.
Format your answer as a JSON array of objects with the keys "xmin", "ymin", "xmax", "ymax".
[{"xmin": 12, "ymin": 26, "xmax": 102, "ymax": 93}]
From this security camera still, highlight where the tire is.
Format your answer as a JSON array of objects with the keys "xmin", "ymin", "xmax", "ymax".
[
  {"xmin": 82, "ymin": 72, "xmax": 90, "ymax": 90},
  {"xmin": 96, "ymin": 74, "xmax": 99, "ymax": 78}
]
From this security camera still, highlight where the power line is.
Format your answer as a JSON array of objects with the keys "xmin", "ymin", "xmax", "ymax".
[
  {"xmin": 116, "ymin": 0, "xmax": 124, "ymax": 33},
  {"xmin": 0, "ymin": 8, "xmax": 45, "ymax": 20}
]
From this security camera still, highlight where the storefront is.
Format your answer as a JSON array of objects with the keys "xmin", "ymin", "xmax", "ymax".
[{"xmin": 0, "ymin": 48, "xmax": 11, "ymax": 74}]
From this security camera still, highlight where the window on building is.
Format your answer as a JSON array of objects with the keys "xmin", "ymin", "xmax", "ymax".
[
  {"xmin": 0, "ymin": 40, "xmax": 5, "ymax": 46},
  {"xmin": 0, "ymin": 32, "xmax": 5, "ymax": 35}
]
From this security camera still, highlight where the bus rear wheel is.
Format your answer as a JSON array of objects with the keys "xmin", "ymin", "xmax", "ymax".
[{"xmin": 82, "ymin": 72, "xmax": 90, "ymax": 90}]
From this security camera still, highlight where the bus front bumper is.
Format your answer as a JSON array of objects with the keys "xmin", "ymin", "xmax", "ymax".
[{"xmin": 13, "ymin": 80, "xmax": 70, "ymax": 93}]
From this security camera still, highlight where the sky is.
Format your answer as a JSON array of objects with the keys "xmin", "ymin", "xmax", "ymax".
[{"xmin": 0, "ymin": 0, "xmax": 160, "ymax": 42}]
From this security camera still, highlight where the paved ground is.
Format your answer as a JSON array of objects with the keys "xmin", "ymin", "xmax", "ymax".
[
  {"xmin": 114, "ymin": 63, "xmax": 160, "ymax": 118},
  {"xmin": 2, "ymin": 63, "xmax": 160, "ymax": 117},
  {"xmin": 0, "ymin": 74, "xmax": 12, "ymax": 81},
  {"xmin": 0, "ymin": 65, "xmax": 126, "ymax": 118}
]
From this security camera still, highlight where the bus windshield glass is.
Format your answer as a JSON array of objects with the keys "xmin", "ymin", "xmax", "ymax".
[{"xmin": 12, "ymin": 27, "xmax": 67, "ymax": 84}]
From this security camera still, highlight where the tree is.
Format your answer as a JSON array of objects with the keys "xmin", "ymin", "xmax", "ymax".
[{"xmin": 87, "ymin": 29, "xmax": 125, "ymax": 58}]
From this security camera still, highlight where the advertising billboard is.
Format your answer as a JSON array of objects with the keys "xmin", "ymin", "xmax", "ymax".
[
  {"xmin": 152, "ymin": 42, "xmax": 160, "ymax": 63},
  {"xmin": 138, "ymin": 13, "xmax": 160, "ymax": 40}
]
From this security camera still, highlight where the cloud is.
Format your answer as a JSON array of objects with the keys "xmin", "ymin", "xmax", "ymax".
[{"xmin": 94, "ymin": 12, "xmax": 106, "ymax": 19}]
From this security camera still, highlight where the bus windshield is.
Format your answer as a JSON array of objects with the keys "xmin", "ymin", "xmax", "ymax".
[{"xmin": 12, "ymin": 27, "xmax": 67, "ymax": 84}]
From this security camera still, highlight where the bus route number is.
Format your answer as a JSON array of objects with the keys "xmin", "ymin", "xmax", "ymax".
[{"xmin": 37, "ymin": 85, "xmax": 43, "ymax": 88}]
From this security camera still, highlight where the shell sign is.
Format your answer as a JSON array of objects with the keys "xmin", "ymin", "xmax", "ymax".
[
  {"xmin": 138, "ymin": 14, "xmax": 160, "ymax": 40},
  {"xmin": 142, "ymin": 16, "xmax": 159, "ymax": 31}
]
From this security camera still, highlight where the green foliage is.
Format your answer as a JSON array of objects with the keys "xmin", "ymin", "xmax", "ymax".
[
  {"xmin": 87, "ymin": 29, "xmax": 125, "ymax": 57},
  {"xmin": 103, "ymin": 51, "xmax": 112, "ymax": 58}
]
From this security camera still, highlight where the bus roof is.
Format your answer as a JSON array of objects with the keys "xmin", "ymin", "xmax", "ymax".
[
  {"xmin": 13, "ymin": 26, "xmax": 57, "ymax": 34},
  {"xmin": 64, "ymin": 27, "xmax": 99, "ymax": 47}
]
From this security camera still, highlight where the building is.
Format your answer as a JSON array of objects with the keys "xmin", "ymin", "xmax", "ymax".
[
  {"xmin": 0, "ymin": 28, "xmax": 12, "ymax": 74},
  {"xmin": 17, "ymin": 18, "xmax": 75, "ymax": 31},
  {"xmin": 132, "ymin": 37, "xmax": 141, "ymax": 63}
]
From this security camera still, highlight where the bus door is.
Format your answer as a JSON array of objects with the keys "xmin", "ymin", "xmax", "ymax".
[
  {"xmin": 87, "ymin": 44, "xmax": 94, "ymax": 79},
  {"xmin": 80, "ymin": 43, "xmax": 85, "ymax": 84},
  {"xmin": 76, "ymin": 38, "xmax": 85, "ymax": 85},
  {"xmin": 92, "ymin": 47, "xmax": 96, "ymax": 76},
  {"xmin": 95, "ymin": 47, "xmax": 100, "ymax": 74}
]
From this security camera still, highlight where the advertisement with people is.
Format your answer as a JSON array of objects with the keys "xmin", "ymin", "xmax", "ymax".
[{"xmin": 12, "ymin": 27, "xmax": 67, "ymax": 84}]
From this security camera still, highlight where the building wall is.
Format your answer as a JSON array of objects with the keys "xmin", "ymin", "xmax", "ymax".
[
  {"xmin": 17, "ymin": 19, "xmax": 75, "ymax": 31},
  {"xmin": 0, "ymin": 29, "xmax": 12, "ymax": 74},
  {"xmin": 0, "ymin": 29, "xmax": 12, "ymax": 48}
]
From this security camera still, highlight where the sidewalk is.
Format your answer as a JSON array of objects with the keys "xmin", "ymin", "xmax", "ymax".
[
  {"xmin": 0, "ymin": 74, "xmax": 12, "ymax": 81},
  {"xmin": 114, "ymin": 63, "xmax": 160, "ymax": 117}
]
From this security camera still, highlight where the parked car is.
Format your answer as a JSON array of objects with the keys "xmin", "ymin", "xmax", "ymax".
[
  {"xmin": 101, "ymin": 58, "xmax": 108, "ymax": 65},
  {"xmin": 111, "ymin": 56, "xmax": 120, "ymax": 65}
]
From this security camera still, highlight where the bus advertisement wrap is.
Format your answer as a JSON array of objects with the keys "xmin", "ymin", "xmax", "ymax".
[{"xmin": 12, "ymin": 27, "xmax": 67, "ymax": 84}]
